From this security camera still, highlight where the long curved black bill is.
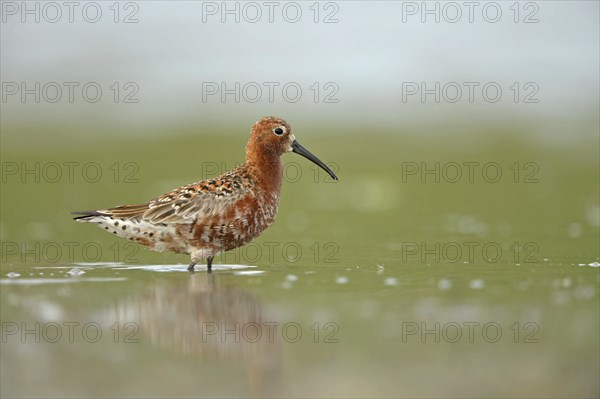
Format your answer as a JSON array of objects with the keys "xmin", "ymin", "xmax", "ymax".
[{"xmin": 291, "ymin": 140, "xmax": 338, "ymax": 181}]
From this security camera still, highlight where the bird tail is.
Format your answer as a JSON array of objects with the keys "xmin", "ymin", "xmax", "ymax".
[{"xmin": 71, "ymin": 210, "xmax": 108, "ymax": 221}]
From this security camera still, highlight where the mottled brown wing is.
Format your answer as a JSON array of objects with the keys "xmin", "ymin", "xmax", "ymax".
[
  {"xmin": 100, "ymin": 167, "xmax": 253, "ymax": 224},
  {"xmin": 145, "ymin": 168, "xmax": 253, "ymax": 224},
  {"xmin": 142, "ymin": 185, "xmax": 251, "ymax": 224}
]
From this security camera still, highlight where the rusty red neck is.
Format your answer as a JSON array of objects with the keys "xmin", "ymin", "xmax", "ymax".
[{"xmin": 245, "ymin": 144, "xmax": 284, "ymax": 195}]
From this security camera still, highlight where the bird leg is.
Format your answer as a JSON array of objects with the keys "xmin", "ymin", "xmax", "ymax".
[{"xmin": 188, "ymin": 252, "xmax": 213, "ymax": 272}]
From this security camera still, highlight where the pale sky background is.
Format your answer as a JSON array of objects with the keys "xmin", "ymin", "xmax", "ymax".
[{"xmin": 1, "ymin": 1, "xmax": 598, "ymax": 137}]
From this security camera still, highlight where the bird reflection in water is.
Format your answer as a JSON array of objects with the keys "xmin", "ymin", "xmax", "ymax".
[{"xmin": 100, "ymin": 272, "xmax": 283, "ymax": 396}]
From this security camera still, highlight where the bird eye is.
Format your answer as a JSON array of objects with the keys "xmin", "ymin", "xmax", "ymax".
[{"xmin": 273, "ymin": 127, "xmax": 285, "ymax": 136}]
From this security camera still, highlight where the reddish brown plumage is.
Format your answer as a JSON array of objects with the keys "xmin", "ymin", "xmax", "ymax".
[{"xmin": 73, "ymin": 116, "xmax": 337, "ymax": 271}]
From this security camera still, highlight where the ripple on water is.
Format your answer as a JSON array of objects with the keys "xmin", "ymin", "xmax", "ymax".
[
  {"xmin": 233, "ymin": 270, "xmax": 265, "ymax": 275},
  {"xmin": 577, "ymin": 262, "xmax": 600, "ymax": 267},
  {"xmin": 0, "ymin": 277, "xmax": 127, "ymax": 285},
  {"xmin": 113, "ymin": 264, "xmax": 258, "ymax": 272},
  {"xmin": 73, "ymin": 262, "xmax": 124, "ymax": 267}
]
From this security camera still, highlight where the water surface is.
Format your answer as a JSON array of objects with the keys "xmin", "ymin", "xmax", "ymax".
[{"xmin": 1, "ymin": 131, "xmax": 598, "ymax": 397}]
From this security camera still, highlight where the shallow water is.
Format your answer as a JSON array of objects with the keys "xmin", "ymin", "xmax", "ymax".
[
  {"xmin": 1, "ymin": 260, "xmax": 598, "ymax": 397},
  {"xmin": 1, "ymin": 132, "xmax": 599, "ymax": 397}
]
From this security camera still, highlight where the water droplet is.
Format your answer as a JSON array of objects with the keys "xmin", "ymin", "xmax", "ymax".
[
  {"xmin": 286, "ymin": 274, "xmax": 298, "ymax": 282},
  {"xmin": 469, "ymin": 279, "xmax": 485, "ymax": 289},
  {"xmin": 335, "ymin": 276, "xmax": 349, "ymax": 285},
  {"xmin": 67, "ymin": 267, "xmax": 85, "ymax": 276},
  {"xmin": 438, "ymin": 278, "xmax": 452, "ymax": 290},
  {"xmin": 589, "ymin": 262, "xmax": 600, "ymax": 268},
  {"xmin": 6, "ymin": 272, "xmax": 20, "ymax": 278},
  {"xmin": 384, "ymin": 277, "xmax": 398, "ymax": 286}
]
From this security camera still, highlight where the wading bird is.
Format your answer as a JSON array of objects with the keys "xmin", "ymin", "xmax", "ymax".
[{"xmin": 73, "ymin": 116, "xmax": 338, "ymax": 271}]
